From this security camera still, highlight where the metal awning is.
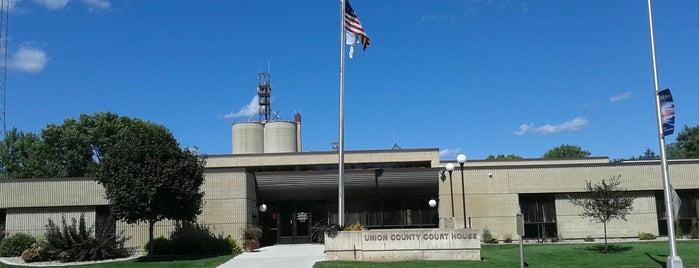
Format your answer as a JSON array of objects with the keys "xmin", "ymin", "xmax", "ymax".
[{"xmin": 254, "ymin": 168, "xmax": 438, "ymax": 201}]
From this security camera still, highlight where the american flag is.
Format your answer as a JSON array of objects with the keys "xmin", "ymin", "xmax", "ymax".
[{"xmin": 344, "ymin": 0, "xmax": 370, "ymax": 51}]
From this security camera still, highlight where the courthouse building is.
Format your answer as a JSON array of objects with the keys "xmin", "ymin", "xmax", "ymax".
[{"xmin": 1, "ymin": 146, "xmax": 698, "ymax": 249}]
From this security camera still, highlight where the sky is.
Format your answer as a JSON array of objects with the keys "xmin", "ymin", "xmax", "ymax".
[{"xmin": 4, "ymin": 0, "xmax": 699, "ymax": 161}]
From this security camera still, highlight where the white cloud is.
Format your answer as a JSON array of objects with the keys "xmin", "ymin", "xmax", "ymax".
[
  {"xmin": 609, "ymin": 92, "xmax": 632, "ymax": 102},
  {"xmin": 9, "ymin": 46, "xmax": 47, "ymax": 73},
  {"xmin": 223, "ymin": 95, "xmax": 259, "ymax": 119},
  {"xmin": 439, "ymin": 147, "xmax": 461, "ymax": 159},
  {"xmin": 32, "ymin": 0, "xmax": 69, "ymax": 9},
  {"xmin": 82, "ymin": 0, "xmax": 110, "ymax": 11},
  {"xmin": 514, "ymin": 117, "xmax": 588, "ymax": 136}
]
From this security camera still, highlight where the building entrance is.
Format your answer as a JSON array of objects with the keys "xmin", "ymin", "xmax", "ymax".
[{"xmin": 277, "ymin": 203, "xmax": 312, "ymax": 244}]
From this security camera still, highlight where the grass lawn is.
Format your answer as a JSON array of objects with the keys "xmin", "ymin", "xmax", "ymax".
[
  {"xmin": 0, "ymin": 254, "xmax": 236, "ymax": 268},
  {"xmin": 315, "ymin": 240, "xmax": 699, "ymax": 268}
]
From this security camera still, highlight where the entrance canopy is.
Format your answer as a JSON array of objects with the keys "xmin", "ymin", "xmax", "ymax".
[{"xmin": 254, "ymin": 168, "xmax": 438, "ymax": 201}]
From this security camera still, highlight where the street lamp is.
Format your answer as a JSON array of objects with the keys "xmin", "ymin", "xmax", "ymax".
[
  {"xmin": 457, "ymin": 154, "xmax": 467, "ymax": 229},
  {"xmin": 445, "ymin": 163, "xmax": 455, "ymax": 217}
]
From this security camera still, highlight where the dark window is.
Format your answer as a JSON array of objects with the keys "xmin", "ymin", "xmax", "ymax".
[
  {"xmin": 345, "ymin": 198, "xmax": 437, "ymax": 229},
  {"xmin": 655, "ymin": 190, "xmax": 699, "ymax": 236},
  {"xmin": 519, "ymin": 194, "xmax": 558, "ymax": 239}
]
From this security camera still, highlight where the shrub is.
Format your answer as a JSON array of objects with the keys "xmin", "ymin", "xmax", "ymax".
[
  {"xmin": 44, "ymin": 214, "xmax": 130, "ymax": 262},
  {"xmin": 146, "ymin": 221, "xmax": 233, "ymax": 256},
  {"xmin": 0, "ymin": 233, "xmax": 36, "ymax": 257},
  {"xmin": 481, "ymin": 228, "xmax": 498, "ymax": 244},
  {"xmin": 502, "ymin": 233, "xmax": 513, "ymax": 243},
  {"xmin": 243, "ymin": 225, "xmax": 263, "ymax": 241},
  {"xmin": 638, "ymin": 232, "xmax": 656, "ymax": 240},
  {"xmin": 228, "ymin": 236, "xmax": 242, "ymax": 255},
  {"xmin": 584, "ymin": 236, "xmax": 595, "ymax": 242},
  {"xmin": 311, "ymin": 220, "xmax": 342, "ymax": 241},
  {"xmin": 690, "ymin": 219, "xmax": 699, "ymax": 239}
]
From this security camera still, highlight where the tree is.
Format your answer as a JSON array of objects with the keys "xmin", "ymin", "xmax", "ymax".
[
  {"xmin": 568, "ymin": 176, "xmax": 634, "ymax": 253},
  {"xmin": 672, "ymin": 125, "xmax": 699, "ymax": 158},
  {"xmin": 0, "ymin": 128, "xmax": 53, "ymax": 179},
  {"xmin": 96, "ymin": 119, "xmax": 206, "ymax": 256},
  {"xmin": 543, "ymin": 144, "xmax": 591, "ymax": 159},
  {"xmin": 486, "ymin": 154, "xmax": 523, "ymax": 160}
]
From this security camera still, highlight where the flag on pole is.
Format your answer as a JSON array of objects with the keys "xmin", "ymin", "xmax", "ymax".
[
  {"xmin": 670, "ymin": 183, "xmax": 681, "ymax": 219},
  {"xmin": 659, "ymin": 88, "xmax": 675, "ymax": 137},
  {"xmin": 344, "ymin": 0, "xmax": 370, "ymax": 58}
]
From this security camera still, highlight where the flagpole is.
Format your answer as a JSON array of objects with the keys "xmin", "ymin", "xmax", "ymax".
[
  {"xmin": 338, "ymin": 0, "xmax": 346, "ymax": 226},
  {"xmin": 647, "ymin": 1, "xmax": 682, "ymax": 267}
]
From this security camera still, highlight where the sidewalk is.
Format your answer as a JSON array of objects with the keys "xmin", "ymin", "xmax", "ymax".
[{"xmin": 217, "ymin": 244, "xmax": 326, "ymax": 268}]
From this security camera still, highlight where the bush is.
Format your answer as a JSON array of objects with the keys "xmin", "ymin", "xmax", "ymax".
[
  {"xmin": 481, "ymin": 228, "xmax": 499, "ymax": 244},
  {"xmin": 638, "ymin": 232, "xmax": 656, "ymax": 240},
  {"xmin": 502, "ymin": 233, "xmax": 513, "ymax": 243},
  {"xmin": 0, "ymin": 233, "xmax": 36, "ymax": 257},
  {"xmin": 228, "ymin": 236, "xmax": 242, "ymax": 255},
  {"xmin": 689, "ymin": 219, "xmax": 699, "ymax": 239},
  {"xmin": 145, "ymin": 222, "xmax": 233, "ymax": 256},
  {"xmin": 584, "ymin": 236, "xmax": 595, "ymax": 242},
  {"xmin": 44, "ymin": 214, "xmax": 130, "ymax": 262}
]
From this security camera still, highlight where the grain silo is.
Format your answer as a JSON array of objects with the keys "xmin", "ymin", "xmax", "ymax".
[
  {"xmin": 264, "ymin": 121, "xmax": 297, "ymax": 153},
  {"xmin": 231, "ymin": 72, "xmax": 302, "ymax": 154},
  {"xmin": 232, "ymin": 122, "xmax": 264, "ymax": 154}
]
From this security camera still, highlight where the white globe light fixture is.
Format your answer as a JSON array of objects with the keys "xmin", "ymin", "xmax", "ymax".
[
  {"xmin": 456, "ymin": 154, "xmax": 467, "ymax": 165},
  {"xmin": 259, "ymin": 203, "xmax": 268, "ymax": 213},
  {"xmin": 428, "ymin": 199, "xmax": 437, "ymax": 208},
  {"xmin": 445, "ymin": 163, "xmax": 455, "ymax": 172}
]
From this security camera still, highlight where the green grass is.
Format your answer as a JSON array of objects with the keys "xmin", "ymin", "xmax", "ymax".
[
  {"xmin": 0, "ymin": 254, "xmax": 236, "ymax": 268},
  {"xmin": 315, "ymin": 240, "xmax": 699, "ymax": 268}
]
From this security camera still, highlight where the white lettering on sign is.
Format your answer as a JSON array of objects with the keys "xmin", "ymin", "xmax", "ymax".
[
  {"xmin": 363, "ymin": 232, "xmax": 477, "ymax": 242},
  {"xmin": 297, "ymin": 212, "xmax": 308, "ymax": 223}
]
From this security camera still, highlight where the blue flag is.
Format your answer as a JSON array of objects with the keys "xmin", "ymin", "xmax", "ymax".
[{"xmin": 659, "ymin": 88, "xmax": 674, "ymax": 137}]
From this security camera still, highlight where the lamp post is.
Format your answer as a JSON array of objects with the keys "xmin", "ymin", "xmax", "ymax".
[
  {"xmin": 457, "ymin": 154, "xmax": 467, "ymax": 229},
  {"xmin": 445, "ymin": 163, "xmax": 455, "ymax": 217}
]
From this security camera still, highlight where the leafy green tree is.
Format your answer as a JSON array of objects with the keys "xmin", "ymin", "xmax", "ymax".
[
  {"xmin": 0, "ymin": 128, "xmax": 53, "ymax": 179},
  {"xmin": 673, "ymin": 125, "xmax": 699, "ymax": 158},
  {"xmin": 96, "ymin": 119, "xmax": 206, "ymax": 256},
  {"xmin": 543, "ymin": 144, "xmax": 591, "ymax": 159},
  {"xmin": 486, "ymin": 154, "xmax": 523, "ymax": 160},
  {"xmin": 568, "ymin": 176, "xmax": 634, "ymax": 253}
]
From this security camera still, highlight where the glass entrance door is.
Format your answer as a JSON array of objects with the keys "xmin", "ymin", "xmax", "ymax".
[{"xmin": 278, "ymin": 203, "xmax": 312, "ymax": 244}]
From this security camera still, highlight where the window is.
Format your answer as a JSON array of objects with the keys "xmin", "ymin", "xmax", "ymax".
[
  {"xmin": 519, "ymin": 194, "xmax": 558, "ymax": 239},
  {"xmin": 655, "ymin": 190, "xmax": 699, "ymax": 236}
]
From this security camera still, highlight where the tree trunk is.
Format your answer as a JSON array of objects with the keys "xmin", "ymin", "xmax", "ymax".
[{"xmin": 603, "ymin": 221, "xmax": 608, "ymax": 253}]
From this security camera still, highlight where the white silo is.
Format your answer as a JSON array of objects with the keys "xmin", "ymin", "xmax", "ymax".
[
  {"xmin": 264, "ymin": 121, "xmax": 297, "ymax": 153},
  {"xmin": 232, "ymin": 122, "xmax": 264, "ymax": 154}
]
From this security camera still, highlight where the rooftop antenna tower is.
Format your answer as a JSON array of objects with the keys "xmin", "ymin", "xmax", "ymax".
[
  {"xmin": 0, "ymin": 0, "xmax": 8, "ymax": 139},
  {"xmin": 257, "ymin": 72, "xmax": 271, "ymax": 122}
]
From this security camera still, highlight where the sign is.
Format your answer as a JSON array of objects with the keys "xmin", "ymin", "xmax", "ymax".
[
  {"xmin": 516, "ymin": 213, "xmax": 525, "ymax": 236},
  {"xmin": 297, "ymin": 212, "xmax": 308, "ymax": 223}
]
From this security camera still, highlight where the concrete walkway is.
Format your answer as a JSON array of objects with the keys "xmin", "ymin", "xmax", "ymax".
[{"xmin": 218, "ymin": 244, "xmax": 326, "ymax": 268}]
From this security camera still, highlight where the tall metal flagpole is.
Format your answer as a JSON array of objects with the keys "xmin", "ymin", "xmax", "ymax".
[
  {"xmin": 338, "ymin": 0, "xmax": 346, "ymax": 225},
  {"xmin": 647, "ymin": 1, "xmax": 682, "ymax": 267}
]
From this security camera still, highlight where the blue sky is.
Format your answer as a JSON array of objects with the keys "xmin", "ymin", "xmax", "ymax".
[{"xmin": 5, "ymin": 0, "xmax": 699, "ymax": 160}]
